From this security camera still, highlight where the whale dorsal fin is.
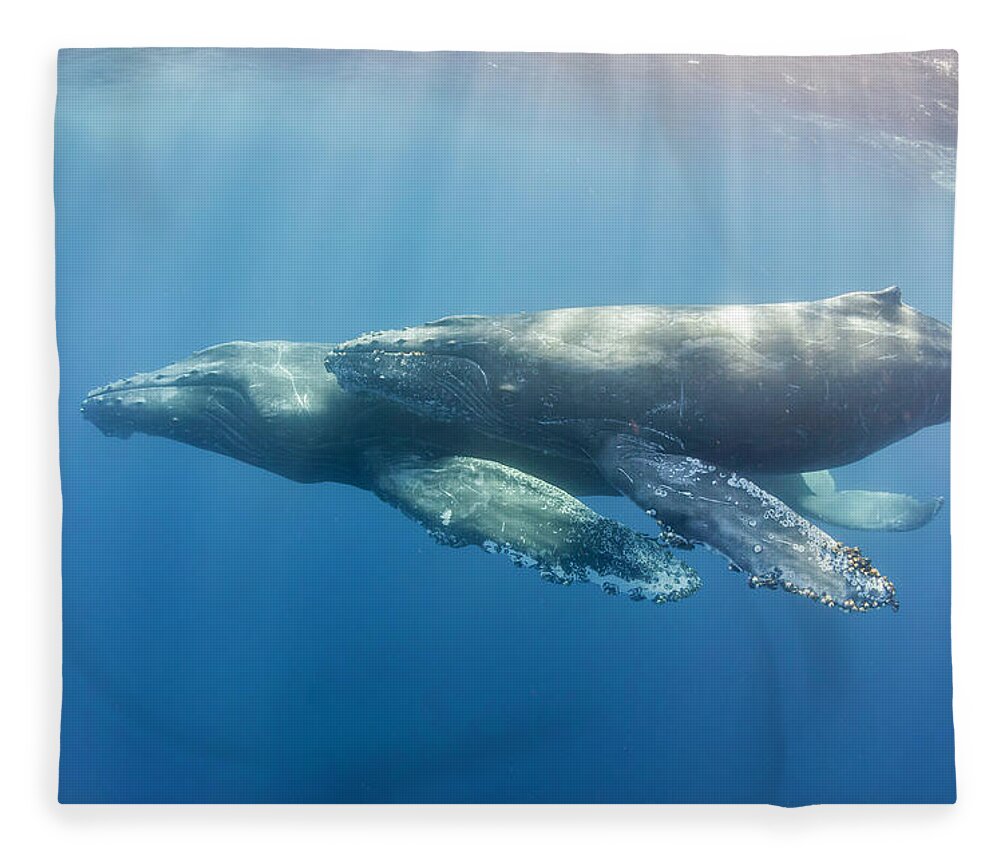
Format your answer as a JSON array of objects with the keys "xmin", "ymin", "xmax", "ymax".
[
  {"xmin": 871, "ymin": 285, "xmax": 902, "ymax": 306},
  {"xmin": 833, "ymin": 286, "xmax": 903, "ymax": 316}
]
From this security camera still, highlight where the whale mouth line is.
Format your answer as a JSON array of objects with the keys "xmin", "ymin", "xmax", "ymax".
[
  {"xmin": 81, "ymin": 380, "xmax": 249, "ymax": 422},
  {"xmin": 83, "ymin": 380, "xmax": 242, "ymax": 405},
  {"xmin": 83, "ymin": 384, "xmax": 177, "ymax": 403}
]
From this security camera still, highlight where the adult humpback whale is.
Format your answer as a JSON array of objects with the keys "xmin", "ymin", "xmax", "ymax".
[{"xmin": 326, "ymin": 288, "xmax": 951, "ymax": 611}]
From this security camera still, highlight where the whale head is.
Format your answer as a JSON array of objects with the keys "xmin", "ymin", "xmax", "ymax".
[
  {"xmin": 81, "ymin": 341, "xmax": 365, "ymax": 482},
  {"xmin": 323, "ymin": 314, "xmax": 527, "ymax": 439}
]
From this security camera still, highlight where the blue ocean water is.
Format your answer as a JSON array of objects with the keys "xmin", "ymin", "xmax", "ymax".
[{"xmin": 56, "ymin": 49, "xmax": 955, "ymax": 804}]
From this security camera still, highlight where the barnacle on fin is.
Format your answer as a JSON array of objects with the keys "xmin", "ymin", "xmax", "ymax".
[
  {"xmin": 595, "ymin": 435, "xmax": 899, "ymax": 614},
  {"xmin": 773, "ymin": 540, "xmax": 898, "ymax": 613}
]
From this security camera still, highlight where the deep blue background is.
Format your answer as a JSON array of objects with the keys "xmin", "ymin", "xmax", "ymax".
[{"xmin": 56, "ymin": 49, "xmax": 954, "ymax": 803}]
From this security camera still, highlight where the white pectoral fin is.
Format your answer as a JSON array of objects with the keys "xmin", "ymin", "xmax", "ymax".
[
  {"xmin": 759, "ymin": 470, "xmax": 944, "ymax": 532},
  {"xmin": 371, "ymin": 453, "xmax": 700, "ymax": 603}
]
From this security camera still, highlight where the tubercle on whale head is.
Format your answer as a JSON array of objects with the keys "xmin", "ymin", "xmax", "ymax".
[
  {"xmin": 80, "ymin": 359, "xmax": 241, "ymax": 443},
  {"xmin": 81, "ymin": 342, "xmax": 348, "ymax": 474}
]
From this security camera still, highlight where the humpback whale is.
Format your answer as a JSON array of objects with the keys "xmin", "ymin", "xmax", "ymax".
[
  {"xmin": 81, "ymin": 342, "xmax": 701, "ymax": 603},
  {"xmin": 326, "ymin": 288, "xmax": 951, "ymax": 612}
]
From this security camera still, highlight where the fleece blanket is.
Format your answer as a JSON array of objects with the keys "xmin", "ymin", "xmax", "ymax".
[{"xmin": 57, "ymin": 48, "xmax": 955, "ymax": 804}]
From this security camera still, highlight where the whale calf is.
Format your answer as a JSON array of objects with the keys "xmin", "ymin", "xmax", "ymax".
[{"xmin": 326, "ymin": 288, "xmax": 951, "ymax": 611}]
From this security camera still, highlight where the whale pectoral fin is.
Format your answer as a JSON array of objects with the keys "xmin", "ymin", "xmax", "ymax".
[
  {"xmin": 368, "ymin": 453, "xmax": 700, "ymax": 603},
  {"xmin": 757, "ymin": 471, "xmax": 944, "ymax": 532},
  {"xmin": 591, "ymin": 434, "xmax": 898, "ymax": 612}
]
